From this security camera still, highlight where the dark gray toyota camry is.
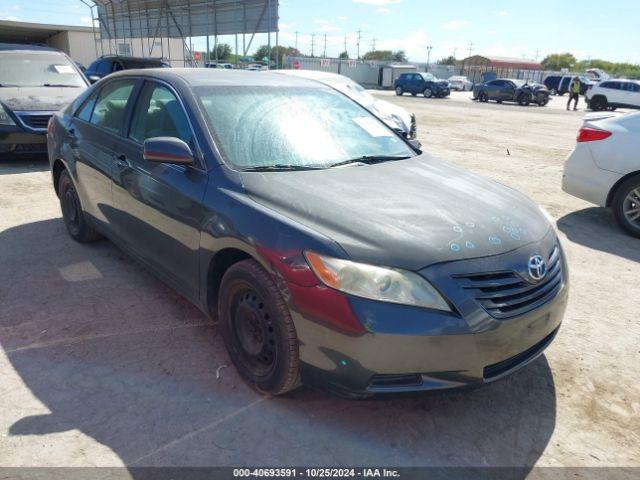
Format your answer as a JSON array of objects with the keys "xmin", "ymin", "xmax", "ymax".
[{"xmin": 47, "ymin": 69, "xmax": 568, "ymax": 397}]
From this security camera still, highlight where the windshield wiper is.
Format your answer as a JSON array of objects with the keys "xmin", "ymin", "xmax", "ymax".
[
  {"xmin": 241, "ymin": 164, "xmax": 327, "ymax": 172},
  {"xmin": 328, "ymin": 155, "xmax": 411, "ymax": 168},
  {"xmin": 42, "ymin": 83, "xmax": 81, "ymax": 88}
]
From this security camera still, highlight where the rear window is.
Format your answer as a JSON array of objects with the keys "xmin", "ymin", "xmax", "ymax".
[{"xmin": 0, "ymin": 51, "xmax": 86, "ymax": 88}]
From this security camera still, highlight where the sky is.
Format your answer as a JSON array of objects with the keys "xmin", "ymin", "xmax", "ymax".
[{"xmin": 1, "ymin": 0, "xmax": 639, "ymax": 64}]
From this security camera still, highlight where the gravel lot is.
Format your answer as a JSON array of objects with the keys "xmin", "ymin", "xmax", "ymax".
[{"xmin": 1, "ymin": 90, "xmax": 638, "ymax": 472}]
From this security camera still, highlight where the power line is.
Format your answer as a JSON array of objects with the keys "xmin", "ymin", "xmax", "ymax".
[
  {"xmin": 356, "ymin": 29, "xmax": 362, "ymax": 59},
  {"xmin": 323, "ymin": 33, "xmax": 327, "ymax": 58},
  {"xmin": 468, "ymin": 42, "xmax": 474, "ymax": 58},
  {"xmin": 310, "ymin": 33, "xmax": 316, "ymax": 57}
]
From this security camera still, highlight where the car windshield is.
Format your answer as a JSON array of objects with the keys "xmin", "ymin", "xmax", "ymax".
[
  {"xmin": 421, "ymin": 73, "xmax": 437, "ymax": 81},
  {"xmin": 195, "ymin": 86, "xmax": 415, "ymax": 170},
  {"xmin": 0, "ymin": 52, "xmax": 86, "ymax": 87},
  {"xmin": 512, "ymin": 79, "xmax": 526, "ymax": 87}
]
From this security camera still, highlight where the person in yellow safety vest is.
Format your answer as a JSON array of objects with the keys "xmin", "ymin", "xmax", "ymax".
[{"xmin": 567, "ymin": 76, "xmax": 581, "ymax": 111}]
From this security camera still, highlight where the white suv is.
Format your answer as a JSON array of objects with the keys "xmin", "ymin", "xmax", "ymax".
[{"xmin": 586, "ymin": 79, "xmax": 640, "ymax": 111}]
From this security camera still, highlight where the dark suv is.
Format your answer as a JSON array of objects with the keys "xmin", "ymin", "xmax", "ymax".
[
  {"xmin": 394, "ymin": 72, "xmax": 450, "ymax": 98},
  {"xmin": 473, "ymin": 78, "xmax": 550, "ymax": 106},
  {"xmin": 84, "ymin": 56, "xmax": 170, "ymax": 83},
  {"xmin": 544, "ymin": 75, "xmax": 594, "ymax": 96}
]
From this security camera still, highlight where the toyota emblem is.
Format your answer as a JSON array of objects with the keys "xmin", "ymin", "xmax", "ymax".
[{"xmin": 528, "ymin": 255, "xmax": 547, "ymax": 282}]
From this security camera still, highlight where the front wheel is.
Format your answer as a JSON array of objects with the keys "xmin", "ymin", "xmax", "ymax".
[
  {"xmin": 395, "ymin": 86, "xmax": 404, "ymax": 96},
  {"xmin": 218, "ymin": 259, "xmax": 301, "ymax": 395},
  {"xmin": 538, "ymin": 99, "xmax": 549, "ymax": 107},
  {"xmin": 478, "ymin": 91, "xmax": 488, "ymax": 102},
  {"xmin": 613, "ymin": 176, "xmax": 640, "ymax": 238},
  {"xmin": 58, "ymin": 169, "xmax": 102, "ymax": 243},
  {"xmin": 423, "ymin": 87, "xmax": 433, "ymax": 98},
  {"xmin": 518, "ymin": 93, "xmax": 531, "ymax": 106}
]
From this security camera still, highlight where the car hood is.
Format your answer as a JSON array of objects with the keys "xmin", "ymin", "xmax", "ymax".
[
  {"xmin": 0, "ymin": 86, "xmax": 84, "ymax": 111},
  {"xmin": 240, "ymin": 154, "xmax": 551, "ymax": 271}
]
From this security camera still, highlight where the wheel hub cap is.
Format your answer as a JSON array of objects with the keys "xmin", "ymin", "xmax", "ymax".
[{"xmin": 624, "ymin": 188, "xmax": 640, "ymax": 226}]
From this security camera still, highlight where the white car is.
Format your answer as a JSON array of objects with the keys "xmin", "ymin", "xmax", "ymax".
[
  {"xmin": 562, "ymin": 112, "xmax": 640, "ymax": 237},
  {"xmin": 448, "ymin": 75, "xmax": 473, "ymax": 92},
  {"xmin": 275, "ymin": 69, "xmax": 417, "ymax": 139},
  {"xmin": 585, "ymin": 79, "xmax": 640, "ymax": 111}
]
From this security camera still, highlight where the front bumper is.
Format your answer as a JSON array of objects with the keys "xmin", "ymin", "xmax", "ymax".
[
  {"xmin": 290, "ymin": 232, "xmax": 568, "ymax": 396},
  {"xmin": 0, "ymin": 128, "xmax": 47, "ymax": 158}
]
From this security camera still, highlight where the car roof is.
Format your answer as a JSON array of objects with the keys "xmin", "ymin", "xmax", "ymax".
[
  {"xmin": 106, "ymin": 68, "xmax": 334, "ymax": 89},
  {"xmin": 0, "ymin": 42, "xmax": 60, "ymax": 53}
]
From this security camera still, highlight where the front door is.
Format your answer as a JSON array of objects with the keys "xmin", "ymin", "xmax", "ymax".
[{"xmin": 111, "ymin": 80, "xmax": 207, "ymax": 300}]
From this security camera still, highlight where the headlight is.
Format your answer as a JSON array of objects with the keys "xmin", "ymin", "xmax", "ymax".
[
  {"xmin": 305, "ymin": 252, "xmax": 451, "ymax": 312},
  {"xmin": 0, "ymin": 104, "xmax": 16, "ymax": 126}
]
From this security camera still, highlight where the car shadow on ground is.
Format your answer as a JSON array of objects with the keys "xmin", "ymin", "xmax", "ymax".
[
  {"xmin": 0, "ymin": 156, "xmax": 49, "ymax": 175},
  {"xmin": 1, "ymin": 218, "xmax": 557, "ymax": 474},
  {"xmin": 557, "ymin": 207, "xmax": 640, "ymax": 264}
]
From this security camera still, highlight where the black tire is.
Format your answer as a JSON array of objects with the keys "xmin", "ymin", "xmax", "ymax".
[
  {"xmin": 478, "ymin": 91, "xmax": 488, "ymax": 102},
  {"xmin": 218, "ymin": 259, "xmax": 301, "ymax": 395},
  {"xmin": 550, "ymin": 88, "xmax": 557, "ymax": 96},
  {"xmin": 518, "ymin": 93, "xmax": 530, "ymax": 106},
  {"xmin": 411, "ymin": 93, "xmax": 417, "ymax": 97},
  {"xmin": 423, "ymin": 87, "xmax": 433, "ymax": 98},
  {"xmin": 395, "ymin": 86, "xmax": 404, "ymax": 96},
  {"xmin": 58, "ymin": 169, "xmax": 102, "ymax": 243},
  {"xmin": 496, "ymin": 100, "xmax": 503, "ymax": 104},
  {"xmin": 538, "ymin": 98, "xmax": 549, "ymax": 107},
  {"xmin": 612, "ymin": 176, "xmax": 640, "ymax": 238},
  {"xmin": 591, "ymin": 96, "xmax": 607, "ymax": 111}
]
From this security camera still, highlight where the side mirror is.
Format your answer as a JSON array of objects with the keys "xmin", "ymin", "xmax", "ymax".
[
  {"xmin": 143, "ymin": 137, "xmax": 194, "ymax": 165},
  {"xmin": 88, "ymin": 75, "xmax": 101, "ymax": 84},
  {"xmin": 409, "ymin": 139, "xmax": 422, "ymax": 150}
]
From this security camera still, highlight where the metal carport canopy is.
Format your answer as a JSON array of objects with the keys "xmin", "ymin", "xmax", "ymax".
[{"xmin": 90, "ymin": 0, "xmax": 278, "ymax": 39}]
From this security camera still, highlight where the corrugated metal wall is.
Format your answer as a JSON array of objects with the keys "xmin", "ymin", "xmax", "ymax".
[{"xmin": 282, "ymin": 56, "xmax": 390, "ymax": 87}]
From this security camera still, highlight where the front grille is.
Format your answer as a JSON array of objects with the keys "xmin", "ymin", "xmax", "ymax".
[
  {"xmin": 453, "ymin": 246, "xmax": 563, "ymax": 320},
  {"xmin": 17, "ymin": 113, "xmax": 52, "ymax": 131},
  {"xmin": 409, "ymin": 114, "xmax": 417, "ymax": 139}
]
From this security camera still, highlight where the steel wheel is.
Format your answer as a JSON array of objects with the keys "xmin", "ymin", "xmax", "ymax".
[
  {"xmin": 57, "ymin": 169, "xmax": 101, "ymax": 242},
  {"xmin": 424, "ymin": 88, "xmax": 433, "ymax": 98},
  {"xmin": 231, "ymin": 286, "xmax": 278, "ymax": 377},
  {"xmin": 395, "ymin": 86, "xmax": 403, "ymax": 96}
]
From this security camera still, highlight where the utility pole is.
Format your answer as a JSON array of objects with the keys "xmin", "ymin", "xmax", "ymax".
[
  {"xmin": 534, "ymin": 49, "xmax": 540, "ymax": 61},
  {"xmin": 323, "ymin": 33, "xmax": 327, "ymax": 58},
  {"xmin": 344, "ymin": 35, "xmax": 348, "ymax": 56},
  {"xmin": 426, "ymin": 45, "xmax": 433, "ymax": 72},
  {"xmin": 371, "ymin": 38, "xmax": 376, "ymax": 52},
  {"xmin": 295, "ymin": 31, "xmax": 299, "ymax": 51},
  {"xmin": 468, "ymin": 41, "xmax": 474, "ymax": 58},
  {"xmin": 453, "ymin": 47, "xmax": 457, "ymax": 59},
  {"xmin": 356, "ymin": 29, "xmax": 362, "ymax": 59},
  {"xmin": 311, "ymin": 33, "xmax": 316, "ymax": 57}
]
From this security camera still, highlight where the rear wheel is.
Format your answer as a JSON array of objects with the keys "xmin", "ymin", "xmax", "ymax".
[
  {"xmin": 218, "ymin": 259, "xmax": 301, "ymax": 395},
  {"xmin": 58, "ymin": 169, "xmax": 102, "ymax": 243},
  {"xmin": 591, "ymin": 96, "xmax": 607, "ymax": 111},
  {"xmin": 550, "ymin": 88, "xmax": 557, "ymax": 95},
  {"xmin": 613, "ymin": 176, "xmax": 640, "ymax": 238},
  {"xmin": 395, "ymin": 86, "xmax": 404, "ymax": 96}
]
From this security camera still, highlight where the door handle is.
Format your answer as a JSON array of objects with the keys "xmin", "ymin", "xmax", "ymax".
[{"xmin": 115, "ymin": 155, "xmax": 130, "ymax": 169}]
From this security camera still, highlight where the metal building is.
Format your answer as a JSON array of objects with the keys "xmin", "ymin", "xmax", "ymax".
[
  {"xmin": 461, "ymin": 55, "xmax": 542, "ymax": 83},
  {"xmin": 82, "ymin": 0, "xmax": 280, "ymax": 66}
]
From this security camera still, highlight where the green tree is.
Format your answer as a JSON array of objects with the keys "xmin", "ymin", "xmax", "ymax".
[
  {"xmin": 541, "ymin": 52, "xmax": 577, "ymax": 71},
  {"xmin": 339, "ymin": 51, "xmax": 349, "ymax": 60},
  {"xmin": 437, "ymin": 55, "xmax": 459, "ymax": 65},
  {"xmin": 254, "ymin": 45, "xmax": 301, "ymax": 66},
  {"xmin": 255, "ymin": 45, "xmax": 271, "ymax": 62},
  {"xmin": 362, "ymin": 50, "xmax": 408, "ymax": 62},
  {"xmin": 208, "ymin": 43, "xmax": 232, "ymax": 61}
]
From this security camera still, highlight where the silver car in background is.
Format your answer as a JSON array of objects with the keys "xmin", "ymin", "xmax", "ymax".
[
  {"xmin": 448, "ymin": 75, "xmax": 473, "ymax": 92},
  {"xmin": 274, "ymin": 70, "xmax": 417, "ymax": 139}
]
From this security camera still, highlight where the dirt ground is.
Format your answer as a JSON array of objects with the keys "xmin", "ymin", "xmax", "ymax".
[{"xmin": 0, "ymin": 90, "xmax": 639, "ymax": 472}]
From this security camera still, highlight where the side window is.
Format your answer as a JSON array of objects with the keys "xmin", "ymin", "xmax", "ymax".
[
  {"xmin": 89, "ymin": 80, "xmax": 136, "ymax": 133},
  {"xmin": 128, "ymin": 82, "xmax": 193, "ymax": 146},
  {"xmin": 96, "ymin": 60, "xmax": 112, "ymax": 75},
  {"xmin": 488, "ymin": 80, "xmax": 501, "ymax": 87},
  {"xmin": 75, "ymin": 90, "xmax": 99, "ymax": 122}
]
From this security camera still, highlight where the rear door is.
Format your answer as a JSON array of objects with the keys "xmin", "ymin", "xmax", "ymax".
[
  {"xmin": 66, "ymin": 79, "xmax": 137, "ymax": 229},
  {"xmin": 110, "ymin": 79, "xmax": 208, "ymax": 299}
]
